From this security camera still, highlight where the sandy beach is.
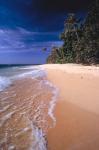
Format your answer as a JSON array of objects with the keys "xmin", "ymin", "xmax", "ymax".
[
  {"xmin": 43, "ymin": 64, "xmax": 99, "ymax": 150},
  {"xmin": 1, "ymin": 64, "xmax": 99, "ymax": 149}
]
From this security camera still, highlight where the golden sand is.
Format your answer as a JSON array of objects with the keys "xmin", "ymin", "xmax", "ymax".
[{"xmin": 43, "ymin": 64, "xmax": 99, "ymax": 150}]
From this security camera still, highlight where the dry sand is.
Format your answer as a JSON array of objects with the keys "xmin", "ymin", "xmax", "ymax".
[{"xmin": 42, "ymin": 64, "xmax": 99, "ymax": 150}]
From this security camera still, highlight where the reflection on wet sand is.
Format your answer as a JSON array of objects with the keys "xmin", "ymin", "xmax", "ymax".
[{"xmin": 0, "ymin": 77, "xmax": 57, "ymax": 150}]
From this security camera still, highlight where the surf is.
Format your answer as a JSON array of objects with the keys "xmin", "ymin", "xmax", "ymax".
[{"xmin": 0, "ymin": 66, "xmax": 59, "ymax": 149}]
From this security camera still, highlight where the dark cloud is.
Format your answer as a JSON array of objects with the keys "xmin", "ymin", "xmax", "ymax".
[
  {"xmin": 0, "ymin": 0, "xmax": 93, "ymax": 64},
  {"xmin": 32, "ymin": 0, "xmax": 93, "ymax": 13},
  {"xmin": 0, "ymin": 0, "xmax": 93, "ymax": 31}
]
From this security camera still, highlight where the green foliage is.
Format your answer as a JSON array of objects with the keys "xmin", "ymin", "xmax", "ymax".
[{"xmin": 47, "ymin": 0, "xmax": 99, "ymax": 65}]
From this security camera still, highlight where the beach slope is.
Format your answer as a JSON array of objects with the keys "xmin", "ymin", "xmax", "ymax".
[{"xmin": 43, "ymin": 64, "xmax": 99, "ymax": 150}]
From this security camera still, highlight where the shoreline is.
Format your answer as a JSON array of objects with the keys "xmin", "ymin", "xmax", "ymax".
[
  {"xmin": 42, "ymin": 64, "xmax": 99, "ymax": 150},
  {"xmin": 0, "ymin": 74, "xmax": 56, "ymax": 149},
  {"xmin": 1, "ymin": 64, "xmax": 99, "ymax": 149}
]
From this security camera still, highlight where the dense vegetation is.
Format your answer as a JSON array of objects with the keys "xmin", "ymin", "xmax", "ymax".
[{"xmin": 47, "ymin": 0, "xmax": 99, "ymax": 64}]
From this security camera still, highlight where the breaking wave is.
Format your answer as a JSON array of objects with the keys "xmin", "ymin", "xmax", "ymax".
[
  {"xmin": 0, "ymin": 76, "xmax": 11, "ymax": 92},
  {"xmin": 0, "ymin": 66, "xmax": 59, "ymax": 150}
]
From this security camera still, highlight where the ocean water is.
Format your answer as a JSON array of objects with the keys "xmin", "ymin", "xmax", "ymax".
[
  {"xmin": 0, "ymin": 65, "xmax": 46, "ymax": 91},
  {"xmin": 0, "ymin": 65, "xmax": 58, "ymax": 150}
]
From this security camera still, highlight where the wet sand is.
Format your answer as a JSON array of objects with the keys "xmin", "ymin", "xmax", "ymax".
[
  {"xmin": 43, "ymin": 64, "xmax": 99, "ymax": 150},
  {"xmin": 0, "ymin": 77, "xmax": 54, "ymax": 149}
]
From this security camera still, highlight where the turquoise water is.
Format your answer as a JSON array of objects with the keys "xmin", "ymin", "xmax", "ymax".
[{"xmin": 0, "ymin": 65, "xmax": 44, "ymax": 91}]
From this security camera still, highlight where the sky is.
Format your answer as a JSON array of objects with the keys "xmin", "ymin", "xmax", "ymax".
[{"xmin": 0, "ymin": 0, "xmax": 93, "ymax": 64}]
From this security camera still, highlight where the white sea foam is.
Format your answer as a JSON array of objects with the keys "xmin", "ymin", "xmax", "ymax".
[
  {"xmin": 12, "ymin": 67, "xmax": 46, "ymax": 80},
  {"xmin": 31, "ymin": 124, "xmax": 47, "ymax": 150},
  {"xmin": 15, "ymin": 127, "xmax": 30, "ymax": 137},
  {"xmin": 0, "ymin": 111, "xmax": 15, "ymax": 127},
  {"xmin": 0, "ymin": 66, "xmax": 46, "ymax": 92},
  {"xmin": 0, "ymin": 76, "xmax": 11, "ymax": 92},
  {"xmin": 18, "ymin": 66, "xmax": 40, "ymax": 70},
  {"xmin": 8, "ymin": 145, "xmax": 15, "ymax": 150},
  {"xmin": 44, "ymin": 80, "xmax": 59, "ymax": 126},
  {"xmin": 0, "ymin": 66, "xmax": 58, "ymax": 149},
  {"xmin": 0, "ymin": 104, "xmax": 13, "ymax": 113},
  {"xmin": 48, "ymin": 88, "xmax": 59, "ymax": 126},
  {"xmin": 25, "ymin": 116, "xmax": 47, "ymax": 150}
]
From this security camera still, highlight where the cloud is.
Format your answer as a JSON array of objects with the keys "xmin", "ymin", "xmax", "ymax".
[
  {"xmin": 0, "ymin": 28, "xmax": 63, "ymax": 52},
  {"xmin": 0, "ymin": 28, "xmax": 63, "ymax": 64},
  {"xmin": 0, "ymin": 29, "xmax": 26, "ymax": 49}
]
